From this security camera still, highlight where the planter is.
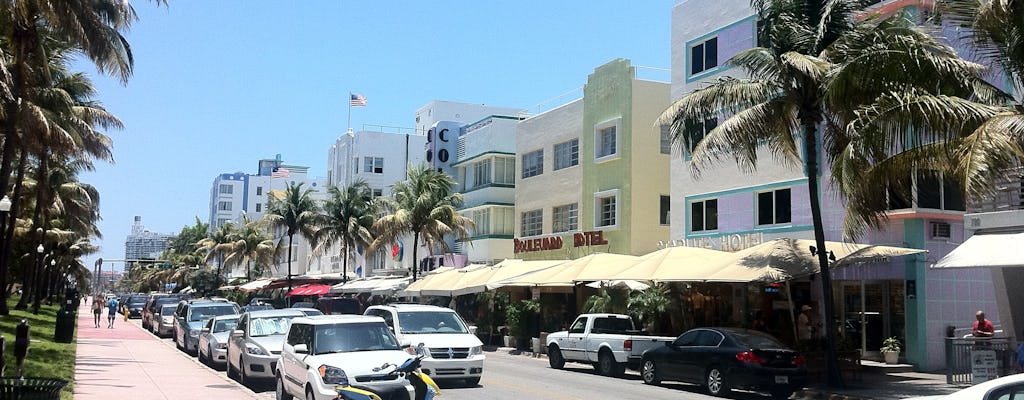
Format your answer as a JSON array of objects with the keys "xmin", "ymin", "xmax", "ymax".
[
  {"xmin": 531, "ymin": 337, "xmax": 542, "ymax": 353},
  {"xmin": 503, "ymin": 336, "xmax": 515, "ymax": 348},
  {"xmin": 883, "ymin": 350, "xmax": 900, "ymax": 364}
]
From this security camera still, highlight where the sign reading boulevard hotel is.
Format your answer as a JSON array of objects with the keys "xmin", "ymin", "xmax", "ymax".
[{"xmin": 514, "ymin": 231, "xmax": 609, "ymax": 253}]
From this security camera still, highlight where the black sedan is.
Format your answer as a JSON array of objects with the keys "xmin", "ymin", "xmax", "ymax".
[{"xmin": 640, "ymin": 327, "xmax": 807, "ymax": 399}]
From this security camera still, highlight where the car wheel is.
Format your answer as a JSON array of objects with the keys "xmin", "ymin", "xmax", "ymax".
[
  {"xmin": 596, "ymin": 350, "xmax": 623, "ymax": 377},
  {"xmin": 771, "ymin": 390, "xmax": 794, "ymax": 399},
  {"xmin": 227, "ymin": 352, "xmax": 238, "ymax": 380},
  {"xmin": 239, "ymin": 361, "xmax": 248, "ymax": 386},
  {"xmin": 548, "ymin": 345, "xmax": 565, "ymax": 369},
  {"xmin": 706, "ymin": 366, "xmax": 729, "ymax": 397},
  {"xmin": 276, "ymin": 375, "xmax": 293, "ymax": 400},
  {"xmin": 465, "ymin": 377, "xmax": 481, "ymax": 387},
  {"xmin": 305, "ymin": 386, "xmax": 316, "ymax": 400},
  {"xmin": 641, "ymin": 359, "xmax": 661, "ymax": 385},
  {"xmin": 198, "ymin": 346, "xmax": 206, "ymax": 364}
]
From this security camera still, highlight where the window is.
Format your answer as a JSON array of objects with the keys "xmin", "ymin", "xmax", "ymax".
[
  {"xmin": 660, "ymin": 124, "xmax": 672, "ymax": 155},
  {"xmin": 372, "ymin": 189, "xmax": 383, "ymax": 197},
  {"xmin": 757, "ymin": 189, "xmax": 792, "ymax": 225},
  {"xmin": 686, "ymin": 118, "xmax": 718, "ymax": 153},
  {"xmin": 472, "ymin": 209, "xmax": 491, "ymax": 236},
  {"xmin": 691, "ymin": 199, "xmax": 718, "ymax": 232},
  {"xmin": 256, "ymin": 186, "xmax": 263, "ymax": 196},
  {"xmin": 595, "ymin": 191, "xmax": 618, "ymax": 228},
  {"xmin": 494, "ymin": 157, "xmax": 515, "ymax": 184},
  {"xmin": 554, "ymin": 139, "xmax": 579, "ymax": 170},
  {"xmin": 218, "ymin": 201, "xmax": 232, "ymax": 211},
  {"xmin": 596, "ymin": 125, "xmax": 617, "ymax": 159},
  {"xmin": 493, "ymin": 207, "xmax": 514, "ymax": 235},
  {"xmin": 522, "ymin": 150, "xmax": 543, "ymax": 178},
  {"xmin": 691, "ymin": 37, "xmax": 718, "ymax": 75},
  {"xmin": 552, "ymin": 204, "xmax": 578, "ymax": 233},
  {"xmin": 521, "ymin": 209, "xmax": 543, "ymax": 237},
  {"xmin": 363, "ymin": 157, "xmax": 384, "ymax": 174},
  {"xmin": 660, "ymin": 196, "xmax": 671, "ymax": 225},
  {"xmin": 472, "ymin": 159, "xmax": 492, "ymax": 188},
  {"xmin": 217, "ymin": 218, "xmax": 229, "ymax": 227},
  {"xmin": 219, "ymin": 184, "xmax": 233, "ymax": 194},
  {"xmin": 255, "ymin": 203, "xmax": 262, "ymax": 212},
  {"xmin": 931, "ymin": 222, "xmax": 951, "ymax": 239},
  {"xmin": 568, "ymin": 318, "xmax": 588, "ymax": 334}
]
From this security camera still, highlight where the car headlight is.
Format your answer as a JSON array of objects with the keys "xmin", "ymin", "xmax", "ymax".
[
  {"xmin": 189, "ymin": 330, "xmax": 200, "ymax": 337},
  {"xmin": 415, "ymin": 344, "xmax": 431, "ymax": 358},
  {"xmin": 469, "ymin": 346, "xmax": 482, "ymax": 356},
  {"xmin": 216, "ymin": 343, "xmax": 228, "ymax": 349},
  {"xmin": 245, "ymin": 343, "xmax": 268, "ymax": 356},
  {"xmin": 318, "ymin": 365, "xmax": 350, "ymax": 385},
  {"xmin": 161, "ymin": 316, "xmax": 173, "ymax": 324}
]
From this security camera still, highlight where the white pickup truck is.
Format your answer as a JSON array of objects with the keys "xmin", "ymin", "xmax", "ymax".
[{"xmin": 545, "ymin": 313, "xmax": 675, "ymax": 377}]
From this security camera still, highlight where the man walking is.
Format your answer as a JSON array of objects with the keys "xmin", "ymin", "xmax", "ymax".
[{"xmin": 106, "ymin": 296, "xmax": 119, "ymax": 328}]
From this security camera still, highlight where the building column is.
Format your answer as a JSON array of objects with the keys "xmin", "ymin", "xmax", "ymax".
[{"xmin": 903, "ymin": 218, "xmax": 928, "ymax": 370}]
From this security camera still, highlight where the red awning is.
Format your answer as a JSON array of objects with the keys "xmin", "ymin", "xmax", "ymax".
[{"xmin": 286, "ymin": 284, "xmax": 332, "ymax": 297}]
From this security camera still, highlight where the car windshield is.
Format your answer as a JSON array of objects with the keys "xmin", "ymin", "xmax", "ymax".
[
  {"xmin": 249, "ymin": 315, "xmax": 298, "ymax": 337},
  {"xmin": 190, "ymin": 305, "xmax": 239, "ymax": 321},
  {"xmin": 160, "ymin": 305, "xmax": 176, "ymax": 315},
  {"xmin": 730, "ymin": 330, "xmax": 789, "ymax": 349},
  {"xmin": 129, "ymin": 295, "xmax": 148, "ymax": 304},
  {"xmin": 313, "ymin": 322, "xmax": 401, "ymax": 354},
  {"xmin": 213, "ymin": 318, "xmax": 239, "ymax": 333},
  {"xmin": 398, "ymin": 311, "xmax": 468, "ymax": 334}
]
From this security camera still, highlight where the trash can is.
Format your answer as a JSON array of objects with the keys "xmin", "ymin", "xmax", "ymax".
[
  {"xmin": 53, "ymin": 310, "xmax": 75, "ymax": 343},
  {"xmin": 0, "ymin": 377, "xmax": 68, "ymax": 399}
]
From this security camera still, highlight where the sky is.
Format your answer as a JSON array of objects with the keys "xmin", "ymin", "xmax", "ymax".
[{"xmin": 78, "ymin": 1, "xmax": 672, "ymax": 271}]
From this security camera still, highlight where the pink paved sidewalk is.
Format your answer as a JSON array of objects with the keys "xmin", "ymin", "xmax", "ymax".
[{"xmin": 73, "ymin": 302, "xmax": 261, "ymax": 399}]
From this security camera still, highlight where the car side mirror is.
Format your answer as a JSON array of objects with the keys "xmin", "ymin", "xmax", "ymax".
[
  {"xmin": 469, "ymin": 325, "xmax": 478, "ymax": 335},
  {"xmin": 294, "ymin": 344, "xmax": 308, "ymax": 354},
  {"xmin": 231, "ymin": 329, "xmax": 243, "ymax": 338},
  {"xmin": 399, "ymin": 338, "xmax": 412, "ymax": 348},
  {"xmin": 201, "ymin": 328, "xmax": 210, "ymax": 333}
]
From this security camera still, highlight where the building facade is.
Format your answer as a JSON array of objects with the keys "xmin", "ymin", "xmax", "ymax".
[
  {"xmin": 513, "ymin": 58, "xmax": 671, "ymax": 260},
  {"xmin": 124, "ymin": 216, "xmax": 173, "ymax": 263},
  {"xmin": 669, "ymin": 0, "xmax": 998, "ymax": 370}
]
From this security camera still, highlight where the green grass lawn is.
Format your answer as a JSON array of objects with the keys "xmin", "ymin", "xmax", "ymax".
[{"xmin": 0, "ymin": 296, "xmax": 76, "ymax": 399}]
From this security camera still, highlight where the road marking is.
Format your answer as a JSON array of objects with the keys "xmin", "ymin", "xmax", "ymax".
[{"xmin": 481, "ymin": 376, "xmax": 584, "ymax": 400}]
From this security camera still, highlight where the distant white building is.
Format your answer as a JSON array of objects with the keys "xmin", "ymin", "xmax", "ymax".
[{"xmin": 124, "ymin": 216, "xmax": 174, "ymax": 268}]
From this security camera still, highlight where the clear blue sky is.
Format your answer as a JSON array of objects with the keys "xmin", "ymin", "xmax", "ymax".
[{"xmin": 79, "ymin": 1, "xmax": 671, "ymax": 271}]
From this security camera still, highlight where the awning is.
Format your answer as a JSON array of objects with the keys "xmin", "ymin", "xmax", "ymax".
[
  {"xmin": 286, "ymin": 284, "xmax": 333, "ymax": 297},
  {"xmin": 440, "ymin": 259, "xmax": 565, "ymax": 296},
  {"xmin": 933, "ymin": 232, "xmax": 1024, "ymax": 268},
  {"xmin": 331, "ymin": 276, "xmax": 411, "ymax": 295},
  {"xmin": 238, "ymin": 279, "xmax": 272, "ymax": 292},
  {"xmin": 610, "ymin": 246, "xmax": 739, "ymax": 282},
  {"xmin": 495, "ymin": 254, "xmax": 638, "ymax": 287}
]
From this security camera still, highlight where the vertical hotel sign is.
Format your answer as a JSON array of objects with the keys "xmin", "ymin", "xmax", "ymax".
[{"xmin": 514, "ymin": 231, "xmax": 609, "ymax": 254}]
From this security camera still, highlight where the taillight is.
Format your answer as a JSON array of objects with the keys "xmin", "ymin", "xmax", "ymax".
[
  {"xmin": 793, "ymin": 355, "xmax": 806, "ymax": 366},
  {"xmin": 624, "ymin": 340, "xmax": 632, "ymax": 351},
  {"xmin": 736, "ymin": 351, "xmax": 767, "ymax": 364}
]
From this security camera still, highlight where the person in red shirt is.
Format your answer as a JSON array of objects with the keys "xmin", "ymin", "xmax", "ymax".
[{"xmin": 973, "ymin": 310, "xmax": 995, "ymax": 337}]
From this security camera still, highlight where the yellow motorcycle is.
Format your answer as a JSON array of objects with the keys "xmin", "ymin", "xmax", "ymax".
[{"xmin": 335, "ymin": 354, "xmax": 441, "ymax": 400}]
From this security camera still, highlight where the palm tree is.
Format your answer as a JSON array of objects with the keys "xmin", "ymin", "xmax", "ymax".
[
  {"xmin": 264, "ymin": 182, "xmax": 320, "ymax": 295},
  {"xmin": 374, "ymin": 164, "xmax": 474, "ymax": 282},
  {"xmin": 313, "ymin": 180, "xmax": 377, "ymax": 283},
  {"xmin": 198, "ymin": 222, "xmax": 238, "ymax": 288},
  {"xmin": 656, "ymin": 3, "xmax": 981, "ymax": 386},
  {"xmin": 223, "ymin": 215, "xmax": 274, "ymax": 282}
]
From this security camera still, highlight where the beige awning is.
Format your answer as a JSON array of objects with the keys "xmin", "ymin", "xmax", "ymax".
[
  {"xmin": 400, "ymin": 265, "xmax": 487, "ymax": 296},
  {"xmin": 331, "ymin": 276, "xmax": 411, "ymax": 294},
  {"xmin": 609, "ymin": 246, "xmax": 747, "ymax": 282},
  {"xmin": 447, "ymin": 259, "xmax": 565, "ymax": 295},
  {"xmin": 496, "ymin": 253, "xmax": 642, "ymax": 287},
  {"xmin": 238, "ymin": 279, "xmax": 273, "ymax": 292},
  {"xmin": 729, "ymin": 238, "xmax": 927, "ymax": 279},
  {"xmin": 933, "ymin": 233, "xmax": 1024, "ymax": 269}
]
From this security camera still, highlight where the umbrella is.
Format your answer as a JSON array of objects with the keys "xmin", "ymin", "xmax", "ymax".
[
  {"xmin": 610, "ymin": 245, "xmax": 746, "ymax": 282},
  {"xmin": 400, "ymin": 265, "xmax": 484, "ymax": 296},
  {"xmin": 584, "ymin": 280, "xmax": 650, "ymax": 291},
  {"xmin": 933, "ymin": 232, "xmax": 1024, "ymax": 269},
  {"xmin": 440, "ymin": 259, "xmax": 565, "ymax": 296},
  {"xmin": 238, "ymin": 279, "xmax": 272, "ymax": 292},
  {"xmin": 286, "ymin": 284, "xmax": 332, "ymax": 297},
  {"xmin": 496, "ymin": 253, "xmax": 641, "ymax": 287},
  {"xmin": 730, "ymin": 238, "xmax": 927, "ymax": 279}
]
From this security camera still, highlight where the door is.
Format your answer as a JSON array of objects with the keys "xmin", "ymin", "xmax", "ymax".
[
  {"xmin": 679, "ymin": 330, "xmax": 723, "ymax": 382},
  {"xmin": 662, "ymin": 330, "xmax": 700, "ymax": 381},
  {"xmin": 282, "ymin": 323, "xmax": 309, "ymax": 395},
  {"xmin": 229, "ymin": 315, "xmax": 247, "ymax": 370},
  {"xmin": 841, "ymin": 280, "xmax": 897, "ymax": 358},
  {"xmin": 563, "ymin": 317, "xmax": 588, "ymax": 361}
]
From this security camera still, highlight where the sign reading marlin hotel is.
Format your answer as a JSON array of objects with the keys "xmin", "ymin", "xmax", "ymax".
[{"xmin": 514, "ymin": 231, "xmax": 609, "ymax": 254}]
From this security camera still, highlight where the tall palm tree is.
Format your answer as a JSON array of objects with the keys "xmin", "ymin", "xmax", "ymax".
[
  {"xmin": 223, "ymin": 215, "xmax": 274, "ymax": 282},
  {"xmin": 313, "ymin": 180, "xmax": 377, "ymax": 283},
  {"xmin": 198, "ymin": 222, "xmax": 238, "ymax": 288},
  {"xmin": 374, "ymin": 164, "xmax": 474, "ymax": 282},
  {"xmin": 264, "ymin": 182, "xmax": 320, "ymax": 295},
  {"xmin": 656, "ymin": 3, "xmax": 980, "ymax": 386}
]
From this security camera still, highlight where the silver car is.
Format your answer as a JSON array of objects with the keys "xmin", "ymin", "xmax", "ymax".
[
  {"xmin": 226, "ymin": 309, "xmax": 304, "ymax": 387},
  {"xmin": 198, "ymin": 314, "xmax": 239, "ymax": 368},
  {"xmin": 154, "ymin": 304, "xmax": 177, "ymax": 337}
]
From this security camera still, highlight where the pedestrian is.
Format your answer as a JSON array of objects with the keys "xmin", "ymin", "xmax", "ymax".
[
  {"xmin": 91, "ymin": 295, "xmax": 103, "ymax": 328},
  {"xmin": 1016, "ymin": 329, "xmax": 1024, "ymax": 373},
  {"xmin": 973, "ymin": 310, "xmax": 995, "ymax": 338},
  {"xmin": 106, "ymin": 296, "xmax": 119, "ymax": 328}
]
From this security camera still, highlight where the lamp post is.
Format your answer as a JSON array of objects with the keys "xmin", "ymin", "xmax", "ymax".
[{"xmin": 0, "ymin": 196, "xmax": 10, "ymax": 314}]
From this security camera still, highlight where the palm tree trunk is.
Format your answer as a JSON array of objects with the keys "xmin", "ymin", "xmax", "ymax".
[
  {"xmin": 32, "ymin": 151, "xmax": 51, "ymax": 315},
  {"xmin": 802, "ymin": 118, "xmax": 843, "ymax": 388},
  {"xmin": 0, "ymin": 142, "xmax": 27, "ymax": 315},
  {"xmin": 342, "ymin": 242, "xmax": 349, "ymax": 283},
  {"xmin": 246, "ymin": 260, "xmax": 251, "ymax": 282},
  {"xmin": 286, "ymin": 234, "xmax": 294, "ymax": 305},
  {"xmin": 411, "ymin": 232, "xmax": 420, "ymax": 282}
]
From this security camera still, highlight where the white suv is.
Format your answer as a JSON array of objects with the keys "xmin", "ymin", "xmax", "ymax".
[
  {"xmin": 275, "ymin": 315, "xmax": 415, "ymax": 400},
  {"xmin": 364, "ymin": 304, "xmax": 484, "ymax": 386}
]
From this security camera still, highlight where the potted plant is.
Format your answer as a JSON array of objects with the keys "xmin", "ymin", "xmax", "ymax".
[
  {"xmin": 506, "ymin": 299, "xmax": 540, "ymax": 350},
  {"xmin": 881, "ymin": 336, "xmax": 901, "ymax": 364}
]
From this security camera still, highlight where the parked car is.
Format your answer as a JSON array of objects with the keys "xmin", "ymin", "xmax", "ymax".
[
  {"xmin": 639, "ymin": 327, "xmax": 807, "ymax": 399},
  {"xmin": 290, "ymin": 301, "xmax": 314, "ymax": 308},
  {"xmin": 123, "ymin": 294, "xmax": 149, "ymax": 318},
  {"xmin": 903, "ymin": 373, "xmax": 1024, "ymax": 400},
  {"xmin": 546, "ymin": 313, "xmax": 675, "ymax": 377},
  {"xmin": 226, "ymin": 309, "xmax": 305, "ymax": 386},
  {"xmin": 292, "ymin": 308, "xmax": 323, "ymax": 316},
  {"xmin": 364, "ymin": 304, "xmax": 484, "ymax": 385},
  {"xmin": 241, "ymin": 304, "xmax": 273, "ymax": 313},
  {"xmin": 275, "ymin": 315, "xmax": 417, "ymax": 400},
  {"xmin": 315, "ymin": 296, "xmax": 362, "ymax": 315},
  {"xmin": 174, "ymin": 299, "xmax": 241, "ymax": 355},
  {"xmin": 153, "ymin": 304, "xmax": 177, "ymax": 337},
  {"xmin": 198, "ymin": 314, "xmax": 240, "ymax": 369},
  {"xmin": 143, "ymin": 294, "xmax": 188, "ymax": 331}
]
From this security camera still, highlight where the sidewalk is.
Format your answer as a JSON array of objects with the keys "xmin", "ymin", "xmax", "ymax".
[{"xmin": 73, "ymin": 302, "xmax": 260, "ymax": 400}]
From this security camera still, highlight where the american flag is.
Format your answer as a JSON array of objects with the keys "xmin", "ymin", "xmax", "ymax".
[
  {"xmin": 350, "ymin": 93, "xmax": 367, "ymax": 107},
  {"xmin": 271, "ymin": 167, "xmax": 290, "ymax": 178}
]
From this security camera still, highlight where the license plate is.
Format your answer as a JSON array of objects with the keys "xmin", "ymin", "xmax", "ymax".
[{"xmin": 774, "ymin": 376, "xmax": 789, "ymax": 384}]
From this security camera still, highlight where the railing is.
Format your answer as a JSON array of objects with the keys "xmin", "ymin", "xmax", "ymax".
[{"xmin": 945, "ymin": 337, "xmax": 1015, "ymax": 385}]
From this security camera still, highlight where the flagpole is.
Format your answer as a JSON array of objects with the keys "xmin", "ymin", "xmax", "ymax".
[{"xmin": 347, "ymin": 91, "xmax": 352, "ymax": 132}]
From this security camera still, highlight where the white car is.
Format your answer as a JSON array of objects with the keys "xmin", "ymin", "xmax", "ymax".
[
  {"xmin": 275, "ymin": 315, "xmax": 416, "ymax": 400},
  {"xmin": 365, "ymin": 304, "xmax": 484, "ymax": 386},
  {"xmin": 904, "ymin": 374, "xmax": 1024, "ymax": 400},
  {"xmin": 198, "ymin": 314, "xmax": 239, "ymax": 368},
  {"xmin": 226, "ymin": 309, "xmax": 304, "ymax": 387}
]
